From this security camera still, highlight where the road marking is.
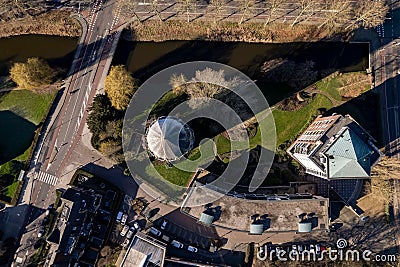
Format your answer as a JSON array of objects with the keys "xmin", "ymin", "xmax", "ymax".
[{"xmin": 35, "ymin": 171, "xmax": 58, "ymax": 186}]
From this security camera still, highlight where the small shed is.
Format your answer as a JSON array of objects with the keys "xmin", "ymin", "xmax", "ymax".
[
  {"xmin": 199, "ymin": 212, "xmax": 214, "ymax": 226},
  {"xmin": 298, "ymin": 222, "xmax": 312, "ymax": 233},
  {"xmin": 249, "ymin": 223, "xmax": 264, "ymax": 235}
]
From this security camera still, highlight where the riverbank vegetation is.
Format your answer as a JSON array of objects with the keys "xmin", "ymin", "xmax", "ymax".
[
  {"xmin": 0, "ymin": 10, "xmax": 80, "ymax": 38},
  {"xmin": 10, "ymin": 58, "xmax": 54, "ymax": 89}
]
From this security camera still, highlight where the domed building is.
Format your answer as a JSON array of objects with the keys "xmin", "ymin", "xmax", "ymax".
[{"xmin": 145, "ymin": 116, "xmax": 194, "ymax": 162}]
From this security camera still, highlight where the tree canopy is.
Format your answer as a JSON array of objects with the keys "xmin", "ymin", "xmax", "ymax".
[
  {"xmin": 104, "ymin": 65, "xmax": 138, "ymax": 111},
  {"xmin": 9, "ymin": 57, "xmax": 54, "ymax": 89},
  {"xmin": 87, "ymin": 94, "xmax": 117, "ymax": 136}
]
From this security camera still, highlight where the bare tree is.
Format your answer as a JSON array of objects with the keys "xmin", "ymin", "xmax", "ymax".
[
  {"xmin": 186, "ymin": 68, "xmax": 232, "ymax": 108},
  {"xmin": 119, "ymin": 0, "xmax": 142, "ymax": 24},
  {"xmin": 264, "ymin": 0, "xmax": 284, "ymax": 26},
  {"xmin": 169, "ymin": 73, "xmax": 187, "ymax": 95},
  {"xmin": 237, "ymin": 0, "xmax": 256, "ymax": 25},
  {"xmin": 151, "ymin": 0, "xmax": 164, "ymax": 22},
  {"xmin": 175, "ymin": 0, "xmax": 197, "ymax": 22},
  {"xmin": 207, "ymin": 0, "xmax": 227, "ymax": 24},
  {"xmin": 346, "ymin": 0, "xmax": 388, "ymax": 30},
  {"xmin": 318, "ymin": 0, "xmax": 352, "ymax": 32},
  {"xmin": 290, "ymin": 0, "xmax": 316, "ymax": 27}
]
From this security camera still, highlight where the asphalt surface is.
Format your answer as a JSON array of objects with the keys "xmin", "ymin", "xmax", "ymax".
[{"xmin": 378, "ymin": 0, "xmax": 400, "ymax": 158}]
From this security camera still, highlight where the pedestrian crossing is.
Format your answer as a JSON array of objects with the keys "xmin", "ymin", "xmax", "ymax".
[
  {"xmin": 376, "ymin": 24, "xmax": 385, "ymax": 37},
  {"xmin": 36, "ymin": 171, "xmax": 58, "ymax": 186}
]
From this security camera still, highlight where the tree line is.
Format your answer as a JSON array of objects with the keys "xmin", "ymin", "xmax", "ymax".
[
  {"xmin": 121, "ymin": 0, "xmax": 388, "ymax": 32},
  {"xmin": 87, "ymin": 65, "xmax": 138, "ymax": 162}
]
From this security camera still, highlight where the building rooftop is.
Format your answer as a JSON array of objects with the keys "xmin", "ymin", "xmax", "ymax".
[
  {"xmin": 288, "ymin": 114, "xmax": 381, "ymax": 179},
  {"xmin": 120, "ymin": 232, "xmax": 166, "ymax": 267},
  {"xmin": 145, "ymin": 116, "xmax": 194, "ymax": 161},
  {"xmin": 181, "ymin": 184, "xmax": 329, "ymax": 232},
  {"xmin": 49, "ymin": 187, "xmax": 113, "ymax": 267}
]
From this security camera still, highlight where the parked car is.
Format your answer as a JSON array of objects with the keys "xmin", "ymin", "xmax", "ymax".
[
  {"xmin": 149, "ymin": 227, "xmax": 162, "ymax": 237},
  {"xmin": 188, "ymin": 245, "xmax": 198, "ymax": 252},
  {"xmin": 276, "ymin": 246, "xmax": 283, "ymax": 256},
  {"xmin": 121, "ymin": 214, "xmax": 128, "ymax": 225},
  {"xmin": 120, "ymin": 225, "xmax": 129, "ymax": 237},
  {"xmin": 161, "ymin": 234, "xmax": 170, "ymax": 243},
  {"xmin": 37, "ymin": 228, "xmax": 45, "ymax": 238},
  {"xmin": 316, "ymin": 244, "xmax": 321, "ymax": 254},
  {"xmin": 258, "ymin": 246, "xmax": 265, "ymax": 258},
  {"xmin": 171, "ymin": 240, "xmax": 184, "ymax": 248},
  {"xmin": 133, "ymin": 222, "xmax": 140, "ymax": 230},
  {"xmin": 161, "ymin": 219, "xmax": 168, "ymax": 230},
  {"xmin": 122, "ymin": 238, "xmax": 130, "ymax": 248},
  {"xmin": 42, "ymin": 217, "xmax": 49, "ymax": 226},
  {"xmin": 126, "ymin": 227, "xmax": 135, "ymax": 239},
  {"xmin": 291, "ymin": 245, "xmax": 298, "ymax": 255},
  {"xmin": 116, "ymin": 211, "xmax": 123, "ymax": 222}
]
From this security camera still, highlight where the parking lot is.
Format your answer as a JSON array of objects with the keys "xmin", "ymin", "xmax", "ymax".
[
  {"xmin": 109, "ymin": 195, "xmax": 147, "ymax": 246},
  {"xmin": 149, "ymin": 218, "xmax": 211, "ymax": 251}
]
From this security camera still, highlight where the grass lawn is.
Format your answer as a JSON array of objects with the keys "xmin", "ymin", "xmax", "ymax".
[
  {"xmin": 273, "ymin": 94, "xmax": 333, "ymax": 145},
  {"xmin": 0, "ymin": 89, "xmax": 56, "ymax": 125},
  {"xmin": 150, "ymin": 164, "xmax": 193, "ymax": 187},
  {"xmin": 215, "ymin": 94, "xmax": 333, "ymax": 153},
  {"xmin": 0, "ymin": 89, "xmax": 56, "ymax": 203},
  {"xmin": 146, "ymin": 143, "xmax": 216, "ymax": 187}
]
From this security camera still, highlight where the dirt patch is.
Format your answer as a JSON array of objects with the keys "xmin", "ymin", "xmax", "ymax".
[
  {"xmin": 278, "ymin": 94, "xmax": 313, "ymax": 111},
  {"xmin": 337, "ymin": 72, "xmax": 371, "ymax": 98}
]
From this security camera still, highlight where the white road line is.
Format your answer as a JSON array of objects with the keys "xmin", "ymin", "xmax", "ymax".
[{"xmin": 36, "ymin": 171, "xmax": 58, "ymax": 186}]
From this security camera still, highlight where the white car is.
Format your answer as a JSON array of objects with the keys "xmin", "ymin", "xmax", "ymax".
[
  {"xmin": 116, "ymin": 212, "xmax": 123, "ymax": 222},
  {"xmin": 149, "ymin": 227, "xmax": 162, "ymax": 237},
  {"xmin": 133, "ymin": 222, "xmax": 140, "ymax": 230},
  {"xmin": 120, "ymin": 225, "xmax": 129, "ymax": 237},
  {"xmin": 188, "ymin": 245, "xmax": 198, "ymax": 252},
  {"xmin": 121, "ymin": 214, "xmax": 128, "ymax": 225},
  {"xmin": 161, "ymin": 219, "xmax": 168, "ymax": 230},
  {"xmin": 126, "ymin": 227, "xmax": 135, "ymax": 239},
  {"xmin": 171, "ymin": 240, "xmax": 184, "ymax": 248},
  {"xmin": 37, "ymin": 228, "xmax": 45, "ymax": 238}
]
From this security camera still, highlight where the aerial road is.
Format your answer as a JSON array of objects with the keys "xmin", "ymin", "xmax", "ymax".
[{"xmin": 12, "ymin": 0, "xmax": 123, "ymax": 264}]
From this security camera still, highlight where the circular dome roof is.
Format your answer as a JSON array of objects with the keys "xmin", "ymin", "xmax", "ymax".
[{"xmin": 146, "ymin": 117, "xmax": 194, "ymax": 161}]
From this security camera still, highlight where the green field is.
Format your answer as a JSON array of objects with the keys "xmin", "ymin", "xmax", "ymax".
[{"xmin": 0, "ymin": 89, "xmax": 56, "ymax": 203}]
